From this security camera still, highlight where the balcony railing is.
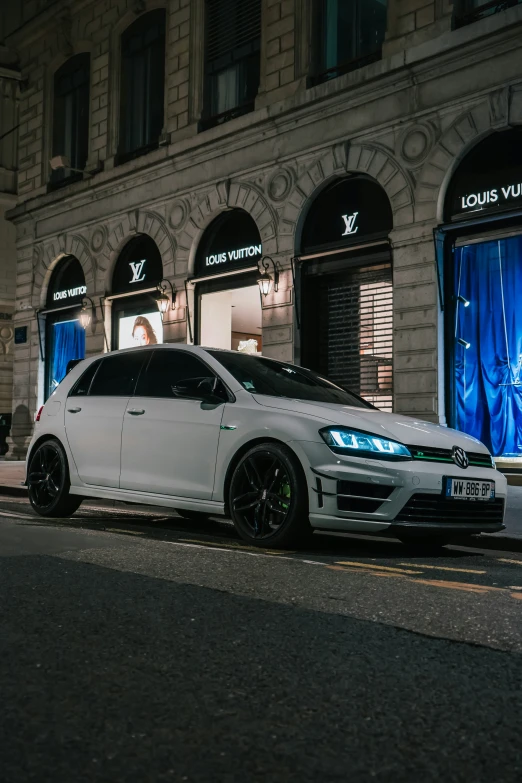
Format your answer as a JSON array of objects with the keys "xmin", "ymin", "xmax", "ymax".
[
  {"xmin": 309, "ymin": 49, "xmax": 383, "ymax": 88},
  {"xmin": 455, "ymin": 0, "xmax": 522, "ymax": 28}
]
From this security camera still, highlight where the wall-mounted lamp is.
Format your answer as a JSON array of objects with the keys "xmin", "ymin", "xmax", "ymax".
[
  {"xmin": 257, "ymin": 256, "xmax": 279, "ymax": 297},
  {"xmin": 457, "ymin": 295, "xmax": 470, "ymax": 307},
  {"xmin": 457, "ymin": 338, "xmax": 471, "ymax": 349},
  {"xmin": 49, "ymin": 155, "xmax": 92, "ymax": 177},
  {"xmin": 156, "ymin": 279, "xmax": 176, "ymax": 316},
  {"xmin": 79, "ymin": 297, "xmax": 96, "ymax": 329}
]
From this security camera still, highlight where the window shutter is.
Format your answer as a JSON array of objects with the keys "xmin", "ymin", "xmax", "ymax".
[{"xmin": 206, "ymin": 0, "xmax": 261, "ymax": 68}]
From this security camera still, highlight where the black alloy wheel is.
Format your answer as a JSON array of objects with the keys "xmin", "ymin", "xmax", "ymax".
[
  {"xmin": 229, "ymin": 442, "xmax": 310, "ymax": 548},
  {"xmin": 27, "ymin": 439, "xmax": 82, "ymax": 517}
]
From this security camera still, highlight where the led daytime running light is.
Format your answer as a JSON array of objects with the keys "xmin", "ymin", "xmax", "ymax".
[{"xmin": 320, "ymin": 427, "xmax": 412, "ymax": 459}]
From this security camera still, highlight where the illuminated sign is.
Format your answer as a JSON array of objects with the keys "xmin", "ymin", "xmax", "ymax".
[
  {"xmin": 53, "ymin": 285, "xmax": 87, "ymax": 302},
  {"xmin": 459, "ymin": 184, "xmax": 522, "ymax": 211},
  {"xmin": 205, "ymin": 245, "xmax": 262, "ymax": 267},
  {"xmin": 342, "ymin": 212, "xmax": 359, "ymax": 236},
  {"xmin": 129, "ymin": 259, "xmax": 147, "ymax": 283}
]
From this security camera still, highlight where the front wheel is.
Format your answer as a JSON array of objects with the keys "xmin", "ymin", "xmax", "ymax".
[
  {"xmin": 27, "ymin": 439, "xmax": 82, "ymax": 517},
  {"xmin": 229, "ymin": 442, "xmax": 310, "ymax": 548}
]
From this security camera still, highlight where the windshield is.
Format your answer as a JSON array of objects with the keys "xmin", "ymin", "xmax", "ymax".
[{"xmin": 208, "ymin": 351, "xmax": 375, "ymax": 408}]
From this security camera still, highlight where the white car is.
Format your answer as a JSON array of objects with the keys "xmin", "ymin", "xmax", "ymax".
[{"xmin": 26, "ymin": 344, "xmax": 507, "ymax": 548}]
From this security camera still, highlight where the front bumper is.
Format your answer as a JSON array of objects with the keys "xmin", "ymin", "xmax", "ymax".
[{"xmin": 291, "ymin": 440, "xmax": 507, "ymax": 537}]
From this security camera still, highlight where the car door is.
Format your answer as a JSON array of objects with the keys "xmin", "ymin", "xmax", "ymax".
[
  {"xmin": 119, "ymin": 349, "xmax": 227, "ymax": 499},
  {"xmin": 64, "ymin": 351, "xmax": 148, "ymax": 487}
]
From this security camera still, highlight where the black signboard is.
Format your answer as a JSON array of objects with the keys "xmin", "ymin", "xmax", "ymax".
[
  {"xmin": 112, "ymin": 235, "xmax": 163, "ymax": 295},
  {"xmin": 46, "ymin": 256, "xmax": 87, "ymax": 309},
  {"xmin": 195, "ymin": 210, "xmax": 262, "ymax": 278},
  {"xmin": 300, "ymin": 176, "xmax": 393, "ymax": 255},
  {"xmin": 14, "ymin": 326, "xmax": 27, "ymax": 344},
  {"xmin": 445, "ymin": 128, "xmax": 522, "ymax": 222}
]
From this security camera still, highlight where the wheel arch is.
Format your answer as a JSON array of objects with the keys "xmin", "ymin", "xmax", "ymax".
[
  {"xmin": 26, "ymin": 434, "xmax": 65, "ymax": 469},
  {"xmin": 222, "ymin": 436, "xmax": 307, "ymax": 516}
]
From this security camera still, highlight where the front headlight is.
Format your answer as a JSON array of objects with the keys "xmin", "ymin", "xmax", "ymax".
[{"xmin": 320, "ymin": 427, "xmax": 412, "ymax": 460}]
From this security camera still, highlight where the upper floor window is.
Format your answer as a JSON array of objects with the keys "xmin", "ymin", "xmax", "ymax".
[
  {"xmin": 455, "ymin": 0, "xmax": 522, "ymax": 28},
  {"xmin": 118, "ymin": 9, "xmax": 166, "ymax": 164},
  {"xmin": 51, "ymin": 53, "xmax": 90, "ymax": 188},
  {"xmin": 200, "ymin": 0, "xmax": 261, "ymax": 131},
  {"xmin": 311, "ymin": 0, "xmax": 388, "ymax": 86}
]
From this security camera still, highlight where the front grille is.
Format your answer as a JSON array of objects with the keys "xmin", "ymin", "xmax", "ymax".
[
  {"xmin": 408, "ymin": 446, "xmax": 493, "ymax": 469},
  {"xmin": 337, "ymin": 480, "xmax": 393, "ymax": 514},
  {"xmin": 395, "ymin": 494, "xmax": 504, "ymax": 525}
]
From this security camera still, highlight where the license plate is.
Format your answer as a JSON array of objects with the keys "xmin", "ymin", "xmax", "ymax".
[{"xmin": 444, "ymin": 477, "xmax": 495, "ymax": 501}]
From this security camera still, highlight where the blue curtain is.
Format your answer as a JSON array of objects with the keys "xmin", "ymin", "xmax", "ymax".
[
  {"xmin": 51, "ymin": 319, "xmax": 85, "ymax": 392},
  {"xmin": 455, "ymin": 236, "xmax": 522, "ymax": 457}
]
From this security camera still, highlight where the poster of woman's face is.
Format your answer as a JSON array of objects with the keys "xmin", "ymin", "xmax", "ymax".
[{"xmin": 118, "ymin": 311, "xmax": 163, "ymax": 349}]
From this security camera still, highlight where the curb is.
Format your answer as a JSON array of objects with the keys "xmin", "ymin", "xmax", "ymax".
[{"xmin": 0, "ymin": 484, "xmax": 521, "ymax": 552}]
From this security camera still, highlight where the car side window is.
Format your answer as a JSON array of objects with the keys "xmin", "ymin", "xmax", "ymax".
[
  {"xmin": 89, "ymin": 351, "xmax": 149, "ymax": 397},
  {"xmin": 136, "ymin": 350, "xmax": 224, "ymax": 400},
  {"xmin": 69, "ymin": 360, "xmax": 101, "ymax": 397}
]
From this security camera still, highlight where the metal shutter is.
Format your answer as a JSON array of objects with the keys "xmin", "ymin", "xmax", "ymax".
[
  {"xmin": 318, "ymin": 263, "xmax": 393, "ymax": 411},
  {"xmin": 206, "ymin": 0, "xmax": 261, "ymax": 67}
]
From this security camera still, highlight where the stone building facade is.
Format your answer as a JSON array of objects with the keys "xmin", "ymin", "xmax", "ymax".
[{"xmin": 4, "ymin": 0, "xmax": 522, "ymax": 464}]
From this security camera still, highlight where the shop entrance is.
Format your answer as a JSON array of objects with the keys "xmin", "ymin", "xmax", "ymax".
[
  {"xmin": 194, "ymin": 209, "xmax": 263, "ymax": 354},
  {"xmin": 299, "ymin": 176, "xmax": 394, "ymax": 410},
  {"xmin": 200, "ymin": 280, "xmax": 262, "ymax": 354}
]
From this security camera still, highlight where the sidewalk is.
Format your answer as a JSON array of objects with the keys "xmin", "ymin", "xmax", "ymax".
[{"xmin": 1, "ymin": 458, "xmax": 521, "ymax": 546}]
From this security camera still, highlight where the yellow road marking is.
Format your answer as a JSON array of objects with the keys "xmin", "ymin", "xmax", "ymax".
[
  {"xmin": 410, "ymin": 578, "xmax": 502, "ymax": 594},
  {"xmin": 336, "ymin": 561, "xmax": 422, "ymax": 575},
  {"xmin": 498, "ymin": 558, "xmax": 522, "ymax": 566},
  {"xmin": 398, "ymin": 563, "xmax": 486, "ymax": 575}
]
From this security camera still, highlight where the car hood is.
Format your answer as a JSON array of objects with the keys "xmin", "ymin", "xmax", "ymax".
[{"xmin": 252, "ymin": 396, "xmax": 489, "ymax": 453}]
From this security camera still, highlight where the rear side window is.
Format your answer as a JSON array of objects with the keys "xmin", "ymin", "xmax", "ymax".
[
  {"xmin": 136, "ymin": 350, "xmax": 218, "ymax": 398},
  {"xmin": 89, "ymin": 351, "xmax": 148, "ymax": 396},
  {"xmin": 69, "ymin": 360, "xmax": 101, "ymax": 397}
]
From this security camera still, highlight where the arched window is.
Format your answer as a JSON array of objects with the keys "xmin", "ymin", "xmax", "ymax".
[
  {"xmin": 311, "ymin": 0, "xmax": 388, "ymax": 86},
  {"xmin": 51, "ymin": 54, "xmax": 90, "ymax": 186},
  {"xmin": 118, "ymin": 10, "xmax": 166, "ymax": 163},
  {"xmin": 201, "ymin": 0, "xmax": 261, "ymax": 130}
]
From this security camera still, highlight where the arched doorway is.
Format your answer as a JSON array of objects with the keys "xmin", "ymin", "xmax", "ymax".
[
  {"xmin": 442, "ymin": 128, "xmax": 522, "ymax": 461},
  {"xmin": 193, "ymin": 209, "xmax": 264, "ymax": 354},
  {"xmin": 298, "ymin": 175, "xmax": 394, "ymax": 410},
  {"xmin": 110, "ymin": 235, "xmax": 164, "ymax": 349},
  {"xmin": 44, "ymin": 256, "xmax": 87, "ymax": 399}
]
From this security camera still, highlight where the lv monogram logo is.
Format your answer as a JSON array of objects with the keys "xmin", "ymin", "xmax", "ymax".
[
  {"xmin": 341, "ymin": 212, "xmax": 359, "ymax": 236},
  {"xmin": 129, "ymin": 259, "xmax": 146, "ymax": 283}
]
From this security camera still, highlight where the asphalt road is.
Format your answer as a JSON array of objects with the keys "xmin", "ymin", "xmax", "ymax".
[{"xmin": 1, "ymin": 496, "xmax": 522, "ymax": 783}]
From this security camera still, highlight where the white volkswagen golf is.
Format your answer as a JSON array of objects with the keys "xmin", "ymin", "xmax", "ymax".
[{"xmin": 26, "ymin": 345, "xmax": 506, "ymax": 548}]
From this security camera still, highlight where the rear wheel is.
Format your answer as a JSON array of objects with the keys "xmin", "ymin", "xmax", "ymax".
[
  {"xmin": 229, "ymin": 442, "xmax": 310, "ymax": 548},
  {"xmin": 27, "ymin": 440, "xmax": 82, "ymax": 517}
]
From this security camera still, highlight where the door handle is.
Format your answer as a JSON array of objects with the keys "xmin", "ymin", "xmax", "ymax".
[
  {"xmin": 127, "ymin": 409, "xmax": 145, "ymax": 416},
  {"xmin": 67, "ymin": 407, "xmax": 82, "ymax": 413}
]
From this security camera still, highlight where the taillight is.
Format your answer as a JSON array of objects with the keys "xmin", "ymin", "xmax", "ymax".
[{"xmin": 35, "ymin": 406, "xmax": 44, "ymax": 422}]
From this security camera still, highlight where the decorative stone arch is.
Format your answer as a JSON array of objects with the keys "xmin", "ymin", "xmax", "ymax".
[
  {"xmin": 281, "ymin": 141, "xmax": 415, "ymax": 251},
  {"xmin": 98, "ymin": 209, "xmax": 176, "ymax": 292},
  {"xmin": 34, "ymin": 232, "xmax": 96, "ymax": 310},
  {"xmin": 416, "ymin": 91, "xmax": 514, "ymax": 223},
  {"xmin": 176, "ymin": 180, "xmax": 279, "ymax": 277}
]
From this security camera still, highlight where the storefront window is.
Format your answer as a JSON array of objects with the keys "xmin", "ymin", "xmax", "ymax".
[
  {"xmin": 44, "ymin": 256, "xmax": 87, "ymax": 399},
  {"xmin": 111, "ymin": 235, "xmax": 164, "ymax": 350},
  {"xmin": 453, "ymin": 235, "xmax": 522, "ymax": 457}
]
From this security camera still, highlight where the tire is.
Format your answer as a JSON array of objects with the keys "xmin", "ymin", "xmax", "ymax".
[
  {"xmin": 229, "ymin": 442, "xmax": 311, "ymax": 548},
  {"xmin": 175, "ymin": 509, "xmax": 211, "ymax": 522},
  {"xmin": 27, "ymin": 439, "xmax": 82, "ymax": 518},
  {"xmin": 398, "ymin": 534, "xmax": 450, "ymax": 551}
]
